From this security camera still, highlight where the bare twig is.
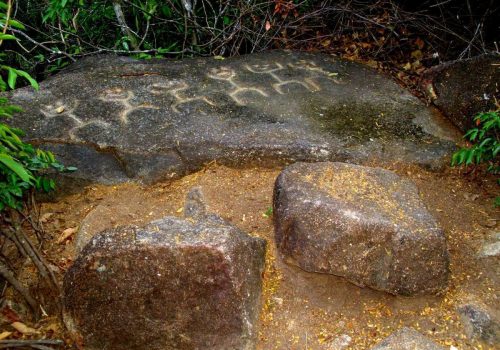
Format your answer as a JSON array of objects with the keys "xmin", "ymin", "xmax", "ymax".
[
  {"xmin": 0, "ymin": 0, "xmax": 12, "ymax": 46},
  {"xmin": 0, "ymin": 260, "xmax": 39, "ymax": 316},
  {"xmin": 112, "ymin": 0, "xmax": 139, "ymax": 50},
  {"xmin": 0, "ymin": 339, "xmax": 64, "ymax": 349}
]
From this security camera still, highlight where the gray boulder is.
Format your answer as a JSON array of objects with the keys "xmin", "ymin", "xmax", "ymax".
[
  {"xmin": 63, "ymin": 189, "xmax": 266, "ymax": 350},
  {"xmin": 273, "ymin": 162, "xmax": 449, "ymax": 295},
  {"xmin": 370, "ymin": 327, "xmax": 445, "ymax": 350},
  {"xmin": 8, "ymin": 51, "xmax": 457, "ymax": 185},
  {"xmin": 458, "ymin": 301, "xmax": 500, "ymax": 346}
]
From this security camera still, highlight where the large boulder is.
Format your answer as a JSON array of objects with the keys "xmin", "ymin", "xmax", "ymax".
[
  {"xmin": 423, "ymin": 54, "xmax": 500, "ymax": 132},
  {"xmin": 63, "ymin": 188, "xmax": 266, "ymax": 350},
  {"xmin": 370, "ymin": 327, "xmax": 445, "ymax": 350},
  {"xmin": 8, "ymin": 51, "xmax": 457, "ymax": 185},
  {"xmin": 273, "ymin": 162, "xmax": 449, "ymax": 295}
]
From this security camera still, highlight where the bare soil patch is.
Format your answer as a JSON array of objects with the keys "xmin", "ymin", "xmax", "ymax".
[{"xmin": 5, "ymin": 162, "xmax": 498, "ymax": 349}]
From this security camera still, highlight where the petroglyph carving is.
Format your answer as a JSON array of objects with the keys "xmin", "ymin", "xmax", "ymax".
[
  {"xmin": 150, "ymin": 80, "xmax": 215, "ymax": 113},
  {"xmin": 99, "ymin": 88, "xmax": 158, "ymax": 124},
  {"xmin": 245, "ymin": 62, "xmax": 320, "ymax": 94},
  {"xmin": 40, "ymin": 101, "xmax": 110, "ymax": 141},
  {"xmin": 40, "ymin": 100, "xmax": 82, "ymax": 124},
  {"xmin": 207, "ymin": 67, "xmax": 268, "ymax": 105},
  {"xmin": 288, "ymin": 60, "xmax": 345, "ymax": 84}
]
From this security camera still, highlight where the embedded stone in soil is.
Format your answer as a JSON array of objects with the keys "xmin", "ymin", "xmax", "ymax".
[{"xmin": 47, "ymin": 165, "xmax": 498, "ymax": 349}]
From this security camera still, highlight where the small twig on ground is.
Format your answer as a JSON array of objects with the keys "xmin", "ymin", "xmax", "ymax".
[
  {"xmin": 0, "ymin": 260, "xmax": 39, "ymax": 316},
  {"xmin": 0, "ymin": 339, "xmax": 64, "ymax": 349}
]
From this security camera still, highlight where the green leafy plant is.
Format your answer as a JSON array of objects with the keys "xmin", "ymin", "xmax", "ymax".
[
  {"xmin": 451, "ymin": 110, "xmax": 499, "ymax": 205},
  {"xmin": 0, "ymin": 68, "xmax": 75, "ymax": 212},
  {"xmin": 0, "ymin": 0, "xmax": 74, "ymax": 320},
  {"xmin": 263, "ymin": 206, "xmax": 273, "ymax": 218}
]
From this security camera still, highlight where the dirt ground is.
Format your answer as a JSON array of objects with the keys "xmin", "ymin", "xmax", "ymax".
[{"xmin": 4, "ymin": 161, "xmax": 499, "ymax": 349}]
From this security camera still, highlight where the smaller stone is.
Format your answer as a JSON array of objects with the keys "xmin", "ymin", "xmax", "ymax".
[
  {"xmin": 491, "ymin": 231, "xmax": 500, "ymax": 241},
  {"xmin": 482, "ymin": 219, "xmax": 497, "ymax": 229},
  {"xmin": 479, "ymin": 241, "xmax": 500, "ymax": 258},
  {"xmin": 184, "ymin": 186, "xmax": 207, "ymax": 219},
  {"xmin": 370, "ymin": 327, "xmax": 445, "ymax": 350},
  {"xmin": 457, "ymin": 302, "xmax": 500, "ymax": 346},
  {"xmin": 328, "ymin": 334, "xmax": 352, "ymax": 350}
]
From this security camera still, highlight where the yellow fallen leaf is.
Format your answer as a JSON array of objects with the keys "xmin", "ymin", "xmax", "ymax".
[
  {"xmin": 11, "ymin": 322, "xmax": 38, "ymax": 335},
  {"xmin": 57, "ymin": 227, "xmax": 77, "ymax": 244},
  {"xmin": 176, "ymin": 207, "xmax": 183, "ymax": 213},
  {"xmin": 366, "ymin": 60, "xmax": 378, "ymax": 68},
  {"xmin": 213, "ymin": 56, "xmax": 225, "ymax": 60},
  {"xmin": 55, "ymin": 106, "xmax": 65, "ymax": 113},
  {"xmin": 40, "ymin": 212, "xmax": 54, "ymax": 223},
  {"xmin": 44, "ymin": 322, "xmax": 60, "ymax": 333},
  {"xmin": 321, "ymin": 39, "xmax": 331, "ymax": 47},
  {"xmin": 411, "ymin": 49, "xmax": 423, "ymax": 60},
  {"xmin": 0, "ymin": 331, "xmax": 12, "ymax": 340}
]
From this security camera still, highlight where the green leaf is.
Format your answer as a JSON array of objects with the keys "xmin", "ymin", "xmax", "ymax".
[
  {"xmin": 41, "ymin": 177, "xmax": 51, "ymax": 192},
  {"xmin": 7, "ymin": 19, "xmax": 25, "ymax": 30},
  {"xmin": 465, "ymin": 149, "xmax": 475, "ymax": 165},
  {"xmin": 0, "ymin": 33, "xmax": 17, "ymax": 41},
  {"xmin": 7, "ymin": 68, "xmax": 17, "ymax": 89},
  {"xmin": 478, "ymin": 138, "xmax": 492, "ymax": 149},
  {"xmin": 15, "ymin": 70, "xmax": 39, "ymax": 90},
  {"xmin": 464, "ymin": 128, "xmax": 478, "ymax": 141},
  {"xmin": 493, "ymin": 144, "xmax": 500, "ymax": 157},
  {"xmin": 0, "ymin": 153, "xmax": 32, "ymax": 182},
  {"xmin": 0, "ymin": 76, "xmax": 6, "ymax": 91}
]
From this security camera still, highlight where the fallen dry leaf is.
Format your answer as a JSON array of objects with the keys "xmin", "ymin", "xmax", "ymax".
[
  {"xmin": 0, "ymin": 331, "xmax": 12, "ymax": 340},
  {"xmin": 57, "ymin": 227, "xmax": 78, "ymax": 244},
  {"xmin": 1, "ymin": 305, "xmax": 20, "ymax": 322},
  {"xmin": 265, "ymin": 20, "xmax": 271, "ymax": 31},
  {"xmin": 11, "ymin": 321, "xmax": 39, "ymax": 335},
  {"xmin": 40, "ymin": 212, "xmax": 54, "ymax": 223}
]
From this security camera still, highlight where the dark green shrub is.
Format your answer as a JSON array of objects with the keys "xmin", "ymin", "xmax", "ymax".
[
  {"xmin": 0, "ymin": 0, "xmax": 74, "ymax": 319},
  {"xmin": 452, "ymin": 110, "xmax": 499, "ymax": 206}
]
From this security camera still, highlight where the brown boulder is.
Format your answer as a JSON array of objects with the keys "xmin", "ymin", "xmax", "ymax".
[
  {"xmin": 273, "ymin": 162, "xmax": 449, "ymax": 295},
  {"xmin": 423, "ymin": 54, "xmax": 500, "ymax": 132},
  {"xmin": 63, "ymin": 188, "xmax": 266, "ymax": 350}
]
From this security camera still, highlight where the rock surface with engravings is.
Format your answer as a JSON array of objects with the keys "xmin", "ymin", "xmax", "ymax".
[{"xmin": 8, "ymin": 50, "xmax": 459, "ymax": 185}]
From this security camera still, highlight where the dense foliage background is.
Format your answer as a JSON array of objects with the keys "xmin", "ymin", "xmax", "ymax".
[{"xmin": 2, "ymin": 0, "xmax": 499, "ymax": 86}]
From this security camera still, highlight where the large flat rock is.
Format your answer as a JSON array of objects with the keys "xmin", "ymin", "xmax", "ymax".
[{"xmin": 9, "ymin": 51, "xmax": 458, "ymax": 184}]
